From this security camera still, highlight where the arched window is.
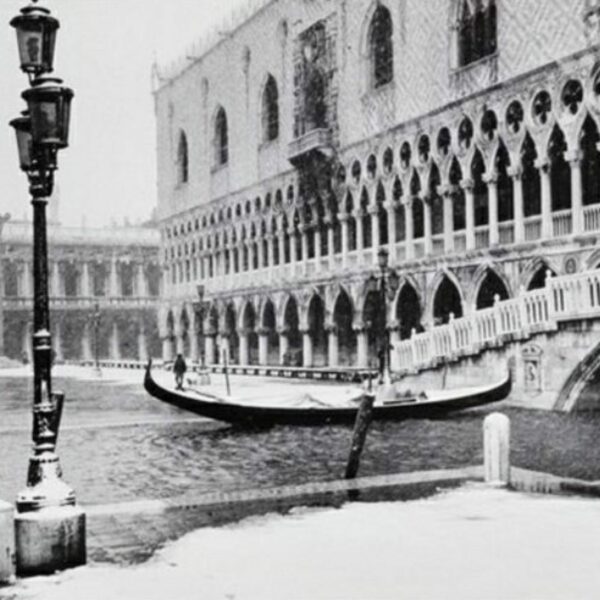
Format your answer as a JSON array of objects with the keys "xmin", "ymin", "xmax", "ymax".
[
  {"xmin": 369, "ymin": 5, "xmax": 393, "ymax": 88},
  {"xmin": 214, "ymin": 107, "xmax": 228, "ymax": 167},
  {"xmin": 262, "ymin": 76, "xmax": 279, "ymax": 142},
  {"xmin": 458, "ymin": 0, "xmax": 497, "ymax": 68},
  {"xmin": 177, "ymin": 131, "xmax": 188, "ymax": 184}
]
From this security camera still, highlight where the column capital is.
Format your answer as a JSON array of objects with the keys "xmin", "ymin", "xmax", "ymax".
[
  {"xmin": 565, "ymin": 149, "xmax": 583, "ymax": 165},
  {"xmin": 484, "ymin": 172, "xmax": 499, "ymax": 185},
  {"xmin": 534, "ymin": 158, "xmax": 550, "ymax": 172},
  {"xmin": 507, "ymin": 166, "xmax": 522, "ymax": 180},
  {"xmin": 460, "ymin": 178, "xmax": 474, "ymax": 191}
]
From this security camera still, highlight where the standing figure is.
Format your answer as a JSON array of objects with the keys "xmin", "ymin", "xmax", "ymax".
[{"xmin": 173, "ymin": 353, "xmax": 187, "ymax": 390}]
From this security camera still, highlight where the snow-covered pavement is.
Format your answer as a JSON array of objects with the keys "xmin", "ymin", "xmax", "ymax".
[{"xmin": 7, "ymin": 484, "xmax": 600, "ymax": 600}]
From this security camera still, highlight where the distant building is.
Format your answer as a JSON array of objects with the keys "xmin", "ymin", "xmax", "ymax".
[
  {"xmin": 153, "ymin": 0, "xmax": 600, "ymax": 369},
  {"xmin": 1, "ymin": 218, "xmax": 162, "ymax": 363}
]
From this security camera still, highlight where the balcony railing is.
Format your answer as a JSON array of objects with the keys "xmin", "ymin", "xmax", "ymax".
[
  {"xmin": 524, "ymin": 216, "xmax": 542, "ymax": 241},
  {"xmin": 475, "ymin": 226, "xmax": 489, "ymax": 249},
  {"xmin": 552, "ymin": 209, "xmax": 572, "ymax": 237},
  {"xmin": 584, "ymin": 203, "xmax": 600, "ymax": 232},
  {"xmin": 498, "ymin": 221, "xmax": 514, "ymax": 245}
]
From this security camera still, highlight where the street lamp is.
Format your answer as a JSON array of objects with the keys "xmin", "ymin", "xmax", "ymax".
[{"xmin": 9, "ymin": 0, "xmax": 84, "ymax": 576}]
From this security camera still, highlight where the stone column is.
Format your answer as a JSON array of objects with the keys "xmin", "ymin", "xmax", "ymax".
[
  {"xmin": 23, "ymin": 322, "xmax": 33, "ymax": 364},
  {"xmin": 510, "ymin": 167, "xmax": 524, "ymax": 243},
  {"xmin": 109, "ymin": 257, "xmax": 119, "ymax": 296},
  {"xmin": 301, "ymin": 227, "xmax": 308, "ymax": 274},
  {"xmin": 220, "ymin": 335, "xmax": 231, "ymax": 364},
  {"xmin": 279, "ymin": 329, "xmax": 289, "ymax": 365},
  {"xmin": 443, "ymin": 189, "xmax": 454, "ymax": 253},
  {"xmin": 53, "ymin": 321, "xmax": 64, "ymax": 363},
  {"xmin": 569, "ymin": 151, "xmax": 583, "ymax": 235},
  {"xmin": 137, "ymin": 263, "xmax": 148, "ymax": 297},
  {"xmin": 487, "ymin": 175, "xmax": 499, "ymax": 245},
  {"xmin": 51, "ymin": 261, "xmax": 61, "ymax": 297},
  {"xmin": 462, "ymin": 179, "xmax": 475, "ymax": 250},
  {"xmin": 22, "ymin": 261, "xmax": 33, "ymax": 298},
  {"xmin": 267, "ymin": 235, "xmax": 275, "ymax": 269},
  {"xmin": 162, "ymin": 338, "xmax": 173, "ymax": 362},
  {"xmin": 81, "ymin": 262, "xmax": 91, "ymax": 297},
  {"xmin": 355, "ymin": 327, "xmax": 368, "ymax": 368},
  {"xmin": 257, "ymin": 238, "xmax": 264, "ymax": 271},
  {"xmin": 137, "ymin": 322, "xmax": 148, "ymax": 363},
  {"xmin": 355, "ymin": 211, "xmax": 364, "ymax": 253},
  {"xmin": 109, "ymin": 321, "xmax": 120, "ymax": 360},
  {"xmin": 314, "ymin": 227, "xmax": 322, "ymax": 273},
  {"xmin": 302, "ymin": 330, "xmax": 313, "ymax": 368},
  {"xmin": 405, "ymin": 200, "xmax": 414, "ymax": 260},
  {"xmin": 327, "ymin": 327, "xmax": 339, "ymax": 367},
  {"xmin": 327, "ymin": 221, "xmax": 335, "ymax": 271},
  {"xmin": 340, "ymin": 214, "xmax": 349, "ymax": 269},
  {"xmin": 239, "ymin": 332, "xmax": 249, "ymax": 366},
  {"xmin": 205, "ymin": 334, "xmax": 216, "ymax": 365},
  {"xmin": 189, "ymin": 314, "xmax": 199, "ymax": 363},
  {"xmin": 538, "ymin": 160, "xmax": 552, "ymax": 239},
  {"xmin": 423, "ymin": 198, "xmax": 433, "ymax": 255},
  {"xmin": 289, "ymin": 226, "xmax": 298, "ymax": 277},
  {"xmin": 386, "ymin": 202, "xmax": 396, "ymax": 251},
  {"xmin": 370, "ymin": 207, "xmax": 380, "ymax": 265},
  {"xmin": 258, "ymin": 329, "xmax": 269, "ymax": 366},
  {"xmin": 81, "ymin": 322, "xmax": 92, "ymax": 361}
]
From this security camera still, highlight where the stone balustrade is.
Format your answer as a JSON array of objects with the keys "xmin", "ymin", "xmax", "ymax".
[{"xmin": 394, "ymin": 268, "xmax": 600, "ymax": 373}]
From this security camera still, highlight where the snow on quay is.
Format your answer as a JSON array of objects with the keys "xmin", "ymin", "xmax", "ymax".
[{"xmin": 7, "ymin": 484, "xmax": 600, "ymax": 600}]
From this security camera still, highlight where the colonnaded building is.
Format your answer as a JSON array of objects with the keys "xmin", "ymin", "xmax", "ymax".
[
  {"xmin": 0, "ymin": 212, "xmax": 162, "ymax": 363},
  {"xmin": 154, "ymin": 0, "xmax": 600, "ymax": 375}
]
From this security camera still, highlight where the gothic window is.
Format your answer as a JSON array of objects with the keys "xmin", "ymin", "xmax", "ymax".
[
  {"xmin": 262, "ymin": 75, "xmax": 279, "ymax": 142},
  {"xmin": 214, "ymin": 107, "xmax": 228, "ymax": 167},
  {"xmin": 177, "ymin": 131, "xmax": 188, "ymax": 184},
  {"xmin": 369, "ymin": 5, "xmax": 393, "ymax": 88},
  {"xmin": 458, "ymin": 0, "xmax": 497, "ymax": 68}
]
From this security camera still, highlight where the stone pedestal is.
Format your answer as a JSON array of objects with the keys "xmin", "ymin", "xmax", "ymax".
[
  {"xmin": 15, "ymin": 505, "xmax": 85, "ymax": 576},
  {"xmin": 0, "ymin": 500, "xmax": 14, "ymax": 584}
]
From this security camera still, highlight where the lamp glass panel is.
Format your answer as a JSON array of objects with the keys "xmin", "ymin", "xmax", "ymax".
[
  {"xmin": 30, "ymin": 100, "xmax": 59, "ymax": 144},
  {"xmin": 14, "ymin": 128, "xmax": 33, "ymax": 171},
  {"xmin": 16, "ymin": 29, "xmax": 44, "ymax": 71}
]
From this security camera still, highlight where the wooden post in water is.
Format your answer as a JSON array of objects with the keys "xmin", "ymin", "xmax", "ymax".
[
  {"xmin": 484, "ymin": 413, "xmax": 510, "ymax": 486},
  {"xmin": 223, "ymin": 349, "xmax": 231, "ymax": 397},
  {"xmin": 345, "ymin": 392, "xmax": 376, "ymax": 479}
]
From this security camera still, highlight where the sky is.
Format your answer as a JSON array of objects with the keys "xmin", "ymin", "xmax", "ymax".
[{"xmin": 0, "ymin": 0, "xmax": 249, "ymax": 226}]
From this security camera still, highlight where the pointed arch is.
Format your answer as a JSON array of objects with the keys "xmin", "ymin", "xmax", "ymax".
[
  {"xmin": 580, "ymin": 113, "xmax": 600, "ymax": 207},
  {"xmin": 177, "ymin": 130, "xmax": 189, "ymax": 184},
  {"xmin": 261, "ymin": 75, "xmax": 279, "ymax": 142},
  {"xmin": 431, "ymin": 273, "xmax": 464, "ymax": 325},
  {"xmin": 474, "ymin": 267, "xmax": 511, "ymax": 309},
  {"xmin": 333, "ymin": 287, "xmax": 357, "ymax": 366},
  {"xmin": 521, "ymin": 132, "xmax": 541, "ymax": 217},
  {"xmin": 548, "ymin": 124, "xmax": 571, "ymax": 212},
  {"xmin": 395, "ymin": 280, "xmax": 423, "ymax": 340},
  {"xmin": 214, "ymin": 106, "xmax": 229, "ymax": 167},
  {"xmin": 522, "ymin": 258, "xmax": 558, "ymax": 291},
  {"xmin": 471, "ymin": 148, "xmax": 489, "ymax": 228},
  {"xmin": 367, "ymin": 3, "xmax": 393, "ymax": 89},
  {"xmin": 307, "ymin": 293, "xmax": 327, "ymax": 367}
]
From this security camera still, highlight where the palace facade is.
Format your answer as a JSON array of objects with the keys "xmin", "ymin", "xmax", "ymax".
[
  {"xmin": 0, "ymin": 218, "xmax": 162, "ymax": 363},
  {"xmin": 154, "ymin": 0, "xmax": 600, "ymax": 370}
]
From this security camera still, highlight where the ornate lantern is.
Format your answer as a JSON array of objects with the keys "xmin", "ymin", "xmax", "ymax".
[
  {"xmin": 22, "ymin": 76, "xmax": 74, "ymax": 149},
  {"xmin": 10, "ymin": 1, "xmax": 59, "ymax": 76},
  {"xmin": 9, "ymin": 111, "xmax": 33, "ymax": 171}
]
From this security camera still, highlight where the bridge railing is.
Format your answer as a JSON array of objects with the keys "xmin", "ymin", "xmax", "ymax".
[{"xmin": 394, "ymin": 268, "xmax": 600, "ymax": 372}]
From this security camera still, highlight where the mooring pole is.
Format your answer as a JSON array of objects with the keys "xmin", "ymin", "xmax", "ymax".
[
  {"xmin": 344, "ymin": 392, "xmax": 376, "ymax": 480},
  {"xmin": 223, "ymin": 348, "xmax": 231, "ymax": 396}
]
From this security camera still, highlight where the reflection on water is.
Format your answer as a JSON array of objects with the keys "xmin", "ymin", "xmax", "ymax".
[{"xmin": 1, "ymin": 375, "xmax": 600, "ymax": 505}]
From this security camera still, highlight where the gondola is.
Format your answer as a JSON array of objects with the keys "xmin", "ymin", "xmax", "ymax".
[{"xmin": 144, "ymin": 362, "xmax": 511, "ymax": 426}]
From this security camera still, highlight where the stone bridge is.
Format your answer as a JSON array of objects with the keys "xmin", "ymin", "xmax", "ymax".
[{"xmin": 394, "ymin": 268, "xmax": 600, "ymax": 412}]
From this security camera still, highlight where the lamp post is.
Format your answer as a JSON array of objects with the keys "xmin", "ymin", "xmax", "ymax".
[
  {"xmin": 9, "ymin": 0, "xmax": 85, "ymax": 575},
  {"xmin": 375, "ymin": 248, "xmax": 399, "ymax": 391}
]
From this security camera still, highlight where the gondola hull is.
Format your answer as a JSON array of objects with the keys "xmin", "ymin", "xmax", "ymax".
[{"xmin": 144, "ymin": 364, "xmax": 511, "ymax": 426}]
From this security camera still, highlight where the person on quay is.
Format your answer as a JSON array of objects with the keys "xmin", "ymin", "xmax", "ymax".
[{"xmin": 174, "ymin": 353, "xmax": 187, "ymax": 390}]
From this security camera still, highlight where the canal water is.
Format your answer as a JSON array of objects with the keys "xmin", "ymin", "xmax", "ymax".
[{"xmin": 1, "ymin": 369, "xmax": 600, "ymax": 507}]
